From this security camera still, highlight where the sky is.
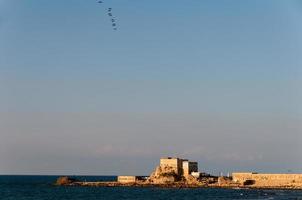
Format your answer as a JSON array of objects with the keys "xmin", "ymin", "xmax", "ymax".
[{"xmin": 0, "ymin": 0, "xmax": 302, "ymax": 175}]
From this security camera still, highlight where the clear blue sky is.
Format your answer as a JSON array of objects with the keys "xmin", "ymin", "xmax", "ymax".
[{"xmin": 0, "ymin": 0, "xmax": 301, "ymax": 175}]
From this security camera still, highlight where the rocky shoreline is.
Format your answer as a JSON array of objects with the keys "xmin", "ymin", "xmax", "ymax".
[{"xmin": 55, "ymin": 176, "xmax": 302, "ymax": 190}]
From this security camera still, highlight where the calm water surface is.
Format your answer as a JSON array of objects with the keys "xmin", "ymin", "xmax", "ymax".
[{"xmin": 1, "ymin": 176, "xmax": 302, "ymax": 200}]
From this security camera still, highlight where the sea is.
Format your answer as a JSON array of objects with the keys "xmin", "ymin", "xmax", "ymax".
[{"xmin": 1, "ymin": 175, "xmax": 302, "ymax": 200}]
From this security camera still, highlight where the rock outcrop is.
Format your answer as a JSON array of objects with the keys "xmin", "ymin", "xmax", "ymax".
[
  {"xmin": 185, "ymin": 174, "xmax": 200, "ymax": 185},
  {"xmin": 218, "ymin": 176, "xmax": 233, "ymax": 186},
  {"xmin": 147, "ymin": 165, "xmax": 180, "ymax": 184},
  {"xmin": 55, "ymin": 176, "xmax": 78, "ymax": 185}
]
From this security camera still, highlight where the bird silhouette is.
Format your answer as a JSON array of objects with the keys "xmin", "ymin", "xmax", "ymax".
[{"xmin": 95, "ymin": 1, "xmax": 118, "ymax": 31}]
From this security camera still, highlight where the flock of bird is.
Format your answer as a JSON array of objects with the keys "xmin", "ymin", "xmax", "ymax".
[{"xmin": 97, "ymin": 0, "xmax": 117, "ymax": 30}]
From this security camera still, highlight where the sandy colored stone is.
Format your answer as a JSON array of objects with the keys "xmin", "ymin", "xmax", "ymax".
[{"xmin": 147, "ymin": 165, "xmax": 180, "ymax": 184}]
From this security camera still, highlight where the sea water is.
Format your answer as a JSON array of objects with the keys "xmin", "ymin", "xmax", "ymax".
[{"xmin": 1, "ymin": 175, "xmax": 302, "ymax": 200}]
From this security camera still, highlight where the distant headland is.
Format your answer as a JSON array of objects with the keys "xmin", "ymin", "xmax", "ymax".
[{"xmin": 56, "ymin": 157, "xmax": 302, "ymax": 189}]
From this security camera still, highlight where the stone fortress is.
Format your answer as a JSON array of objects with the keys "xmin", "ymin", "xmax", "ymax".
[
  {"xmin": 117, "ymin": 157, "xmax": 302, "ymax": 188},
  {"xmin": 56, "ymin": 156, "xmax": 302, "ymax": 189},
  {"xmin": 118, "ymin": 157, "xmax": 212, "ymax": 185},
  {"xmin": 147, "ymin": 157, "xmax": 200, "ymax": 184},
  {"xmin": 159, "ymin": 157, "xmax": 198, "ymax": 178}
]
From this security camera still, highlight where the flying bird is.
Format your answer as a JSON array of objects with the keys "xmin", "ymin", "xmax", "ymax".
[{"xmin": 95, "ymin": 1, "xmax": 118, "ymax": 31}]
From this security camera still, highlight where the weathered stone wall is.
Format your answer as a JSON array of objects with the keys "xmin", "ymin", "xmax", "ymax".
[
  {"xmin": 160, "ymin": 157, "xmax": 182, "ymax": 175},
  {"xmin": 232, "ymin": 172, "xmax": 253, "ymax": 183},
  {"xmin": 232, "ymin": 172, "xmax": 302, "ymax": 187}
]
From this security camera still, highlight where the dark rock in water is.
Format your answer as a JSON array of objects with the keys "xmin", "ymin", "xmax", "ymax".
[{"xmin": 55, "ymin": 176, "xmax": 78, "ymax": 185}]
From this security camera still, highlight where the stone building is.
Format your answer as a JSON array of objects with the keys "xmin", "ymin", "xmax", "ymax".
[
  {"xmin": 159, "ymin": 157, "xmax": 198, "ymax": 177},
  {"xmin": 160, "ymin": 157, "xmax": 183, "ymax": 176},
  {"xmin": 117, "ymin": 176, "xmax": 137, "ymax": 183},
  {"xmin": 182, "ymin": 160, "xmax": 198, "ymax": 177},
  {"xmin": 120, "ymin": 157, "xmax": 196, "ymax": 184}
]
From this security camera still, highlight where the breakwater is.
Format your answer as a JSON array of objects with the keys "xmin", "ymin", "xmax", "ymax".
[{"xmin": 55, "ymin": 176, "xmax": 302, "ymax": 190}]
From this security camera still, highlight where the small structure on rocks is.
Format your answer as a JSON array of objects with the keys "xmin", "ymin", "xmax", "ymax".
[
  {"xmin": 147, "ymin": 157, "xmax": 200, "ymax": 184},
  {"xmin": 117, "ymin": 176, "xmax": 137, "ymax": 183}
]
